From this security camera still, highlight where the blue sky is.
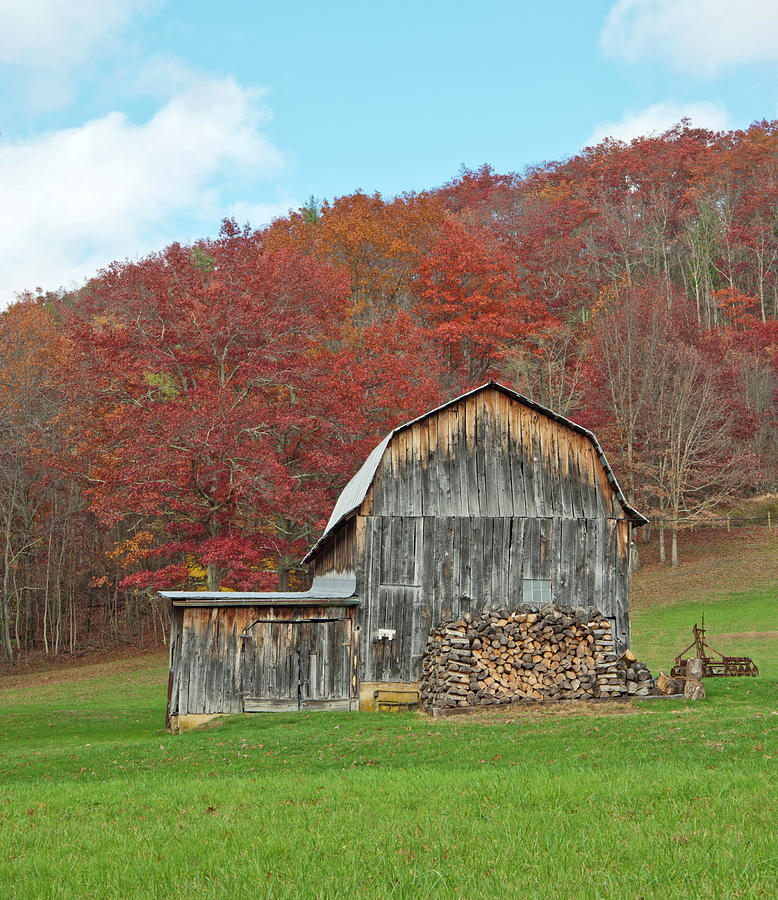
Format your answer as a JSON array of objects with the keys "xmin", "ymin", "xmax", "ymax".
[{"xmin": 2, "ymin": 0, "xmax": 778, "ymax": 306}]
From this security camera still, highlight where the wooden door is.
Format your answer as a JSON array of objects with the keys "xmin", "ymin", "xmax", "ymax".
[
  {"xmin": 298, "ymin": 618, "xmax": 354, "ymax": 711},
  {"xmin": 242, "ymin": 617, "xmax": 355, "ymax": 712}
]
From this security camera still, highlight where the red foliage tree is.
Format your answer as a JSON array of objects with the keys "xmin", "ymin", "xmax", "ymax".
[{"xmin": 58, "ymin": 223, "xmax": 354, "ymax": 591}]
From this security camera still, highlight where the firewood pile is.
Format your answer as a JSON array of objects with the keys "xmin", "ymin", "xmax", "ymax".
[{"xmin": 420, "ymin": 604, "xmax": 653, "ymax": 711}]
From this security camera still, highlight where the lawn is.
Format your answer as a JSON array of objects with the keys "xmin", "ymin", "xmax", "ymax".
[{"xmin": 1, "ymin": 529, "xmax": 777, "ymax": 899}]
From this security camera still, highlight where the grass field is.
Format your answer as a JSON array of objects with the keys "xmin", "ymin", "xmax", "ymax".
[{"xmin": 1, "ymin": 528, "xmax": 777, "ymax": 898}]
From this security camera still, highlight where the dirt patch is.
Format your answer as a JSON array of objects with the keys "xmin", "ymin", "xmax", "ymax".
[
  {"xmin": 423, "ymin": 698, "xmax": 663, "ymax": 725},
  {"xmin": 632, "ymin": 526, "xmax": 778, "ymax": 608},
  {"xmin": 712, "ymin": 631, "xmax": 778, "ymax": 641}
]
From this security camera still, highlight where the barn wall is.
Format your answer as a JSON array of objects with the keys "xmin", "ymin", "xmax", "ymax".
[
  {"xmin": 355, "ymin": 514, "xmax": 631, "ymax": 685},
  {"xmin": 349, "ymin": 388, "xmax": 632, "ymax": 688},
  {"xmin": 168, "ymin": 604, "xmax": 356, "ymax": 718},
  {"xmin": 363, "ymin": 391, "xmax": 621, "ymax": 521},
  {"xmin": 312, "ymin": 517, "xmax": 357, "ymax": 579}
]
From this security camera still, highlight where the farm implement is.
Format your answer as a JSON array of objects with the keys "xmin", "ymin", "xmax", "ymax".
[{"xmin": 671, "ymin": 619, "xmax": 758, "ymax": 678}]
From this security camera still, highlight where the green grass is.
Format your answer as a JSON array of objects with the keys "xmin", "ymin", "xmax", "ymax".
[{"xmin": 2, "ymin": 576, "xmax": 778, "ymax": 898}]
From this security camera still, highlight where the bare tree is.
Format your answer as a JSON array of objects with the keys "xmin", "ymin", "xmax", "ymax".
[{"xmin": 641, "ymin": 344, "xmax": 758, "ymax": 565}]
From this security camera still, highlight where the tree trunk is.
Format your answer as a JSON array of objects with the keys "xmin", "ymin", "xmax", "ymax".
[
  {"xmin": 207, "ymin": 562, "xmax": 221, "ymax": 592},
  {"xmin": 658, "ymin": 512, "xmax": 666, "ymax": 564},
  {"xmin": 2, "ymin": 504, "xmax": 15, "ymax": 664},
  {"xmin": 671, "ymin": 515, "xmax": 679, "ymax": 567}
]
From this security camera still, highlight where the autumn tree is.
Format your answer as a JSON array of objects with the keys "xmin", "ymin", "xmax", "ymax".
[
  {"xmin": 414, "ymin": 218, "xmax": 548, "ymax": 385},
  {"xmin": 58, "ymin": 223, "xmax": 354, "ymax": 592}
]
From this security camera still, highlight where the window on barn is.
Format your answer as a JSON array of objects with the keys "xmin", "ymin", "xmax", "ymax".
[{"xmin": 522, "ymin": 578, "xmax": 551, "ymax": 607}]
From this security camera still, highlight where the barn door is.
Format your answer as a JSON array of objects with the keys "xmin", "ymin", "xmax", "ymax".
[
  {"xmin": 298, "ymin": 618, "xmax": 354, "ymax": 711},
  {"xmin": 242, "ymin": 618, "xmax": 355, "ymax": 712}
]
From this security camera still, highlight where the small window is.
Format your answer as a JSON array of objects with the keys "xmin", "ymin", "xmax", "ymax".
[{"xmin": 522, "ymin": 578, "xmax": 552, "ymax": 607}]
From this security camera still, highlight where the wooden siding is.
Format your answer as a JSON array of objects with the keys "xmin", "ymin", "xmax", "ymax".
[
  {"xmin": 167, "ymin": 604, "xmax": 356, "ymax": 718},
  {"xmin": 356, "ymin": 514, "xmax": 631, "ymax": 684},
  {"xmin": 312, "ymin": 517, "xmax": 356, "ymax": 578},
  {"xmin": 363, "ymin": 391, "xmax": 622, "ymax": 521}
]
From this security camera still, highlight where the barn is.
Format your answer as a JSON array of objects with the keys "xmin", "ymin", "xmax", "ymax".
[{"xmin": 163, "ymin": 382, "xmax": 647, "ymax": 728}]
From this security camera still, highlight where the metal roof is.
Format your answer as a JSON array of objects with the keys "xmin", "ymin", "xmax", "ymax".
[
  {"xmin": 160, "ymin": 574, "xmax": 357, "ymax": 607},
  {"xmin": 303, "ymin": 381, "xmax": 647, "ymax": 562}
]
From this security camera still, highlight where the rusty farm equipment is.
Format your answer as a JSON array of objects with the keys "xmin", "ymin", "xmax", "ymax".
[{"xmin": 671, "ymin": 619, "xmax": 758, "ymax": 678}]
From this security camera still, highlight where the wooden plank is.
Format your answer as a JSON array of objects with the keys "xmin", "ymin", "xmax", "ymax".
[
  {"xmin": 298, "ymin": 699, "xmax": 352, "ymax": 712},
  {"xmin": 420, "ymin": 515, "xmax": 436, "ymax": 644},
  {"xmin": 538, "ymin": 517, "xmax": 552, "ymax": 581},
  {"xmin": 187, "ymin": 608, "xmax": 205, "ymax": 714},
  {"xmin": 367, "ymin": 516, "xmax": 383, "ymax": 683},
  {"xmin": 379, "ymin": 514, "xmax": 394, "ymax": 585},
  {"xmin": 462, "ymin": 396, "xmax": 478, "ymax": 516},
  {"xmin": 371, "ymin": 451, "xmax": 386, "ymax": 515},
  {"xmin": 389, "ymin": 432, "xmax": 400, "ymax": 511},
  {"xmin": 593, "ymin": 517, "xmax": 606, "ymax": 611},
  {"xmin": 496, "ymin": 391, "xmax": 513, "ymax": 517},
  {"xmin": 480, "ymin": 393, "xmax": 500, "ymax": 517},
  {"xmin": 546, "ymin": 418, "xmax": 561, "ymax": 518},
  {"xmin": 507, "ymin": 400, "xmax": 527, "ymax": 516},
  {"xmin": 592, "ymin": 447, "xmax": 616, "ymax": 518},
  {"xmin": 405, "ymin": 426, "xmax": 416, "ymax": 516},
  {"xmin": 420, "ymin": 417, "xmax": 432, "ymax": 516},
  {"xmin": 405, "ymin": 583, "xmax": 416, "ymax": 683},
  {"xmin": 605, "ymin": 517, "xmax": 617, "ymax": 617},
  {"xmin": 586, "ymin": 516, "xmax": 598, "ymax": 607},
  {"xmin": 568, "ymin": 436, "xmax": 585, "ymax": 520},
  {"xmin": 578, "ymin": 436, "xmax": 597, "ymax": 518},
  {"xmin": 457, "ymin": 515, "xmax": 471, "ymax": 609},
  {"xmin": 438, "ymin": 409, "xmax": 452, "ymax": 517},
  {"xmin": 432, "ymin": 517, "xmax": 447, "ymax": 622},
  {"xmin": 507, "ymin": 517, "xmax": 524, "ymax": 602},
  {"xmin": 555, "ymin": 422, "xmax": 572, "ymax": 518},
  {"xmin": 395, "ymin": 429, "xmax": 407, "ymax": 514},
  {"xmin": 535, "ymin": 414, "xmax": 552, "ymax": 518},
  {"xmin": 244, "ymin": 698, "xmax": 299, "ymax": 713},
  {"xmin": 491, "ymin": 517, "xmax": 504, "ymax": 607},
  {"xmin": 412, "ymin": 423, "xmax": 423, "ymax": 516},
  {"xmin": 522, "ymin": 517, "xmax": 537, "ymax": 584},
  {"xmin": 519, "ymin": 405, "xmax": 538, "ymax": 518},
  {"xmin": 549, "ymin": 516, "xmax": 561, "ymax": 604},
  {"xmin": 231, "ymin": 608, "xmax": 246, "ymax": 713},
  {"xmin": 451, "ymin": 516, "xmax": 461, "ymax": 619},
  {"xmin": 446, "ymin": 405, "xmax": 460, "ymax": 517},
  {"xmin": 410, "ymin": 585, "xmax": 430, "ymax": 682},
  {"xmin": 427, "ymin": 413, "xmax": 440, "ymax": 516},
  {"xmin": 469, "ymin": 515, "xmax": 484, "ymax": 615},
  {"xmin": 575, "ymin": 518, "xmax": 589, "ymax": 607}
]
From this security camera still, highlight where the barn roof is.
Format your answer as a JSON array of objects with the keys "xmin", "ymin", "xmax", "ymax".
[
  {"xmin": 160, "ymin": 574, "xmax": 357, "ymax": 607},
  {"xmin": 303, "ymin": 381, "xmax": 647, "ymax": 563}
]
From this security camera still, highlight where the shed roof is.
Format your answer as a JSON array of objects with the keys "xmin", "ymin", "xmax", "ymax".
[
  {"xmin": 160, "ymin": 575, "xmax": 357, "ymax": 607},
  {"xmin": 303, "ymin": 381, "xmax": 647, "ymax": 562}
]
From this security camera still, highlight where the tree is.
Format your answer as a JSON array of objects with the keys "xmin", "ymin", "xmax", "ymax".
[
  {"xmin": 641, "ymin": 342, "xmax": 759, "ymax": 565},
  {"xmin": 414, "ymin": 219, "xmax": 548, "ymax": 384},
  {"xmin": 58, "ymin": 223, "xmax": 353, "ymax": 592}
]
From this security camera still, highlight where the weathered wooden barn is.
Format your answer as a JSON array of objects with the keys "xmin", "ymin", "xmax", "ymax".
[{"xmin": 163, "ymin": 382, "xmax": 646, "ymax": 727}]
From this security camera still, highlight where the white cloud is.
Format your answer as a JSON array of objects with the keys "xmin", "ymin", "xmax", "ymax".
[
  {"xmin": 0, "ymin": 76, "xmax": 288, "ymax": 306},
  {"xmin": 0, "ymin": 0, "xmax": 150, "ymax": 68},
  {"xmin": 588, "ymin": 101, "xmax": 730, "ymax": 145},
  {"xmin": 602, "ymin": 0, "xmax": 778, "ymax": 76}
]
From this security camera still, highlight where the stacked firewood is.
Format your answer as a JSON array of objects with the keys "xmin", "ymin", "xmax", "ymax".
[
  {"xmin": 420, "ymin": 604, "xmax": 653, "ymax": 711},
  {"xmin": 615, "ymin": 649, "xmax": 653, "ymax": 697}
]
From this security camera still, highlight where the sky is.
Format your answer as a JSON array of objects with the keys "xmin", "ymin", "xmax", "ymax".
[{"xmin": 2, "ymin": 0, "xmax": 778, "ymax": 307}]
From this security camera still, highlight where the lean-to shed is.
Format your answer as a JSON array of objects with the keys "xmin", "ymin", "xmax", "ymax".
[{"xmin": 163, "ymin": 381, "xmax": 646, "ymax": 726}]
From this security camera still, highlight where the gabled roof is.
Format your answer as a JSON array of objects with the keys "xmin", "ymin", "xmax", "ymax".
[{"xmin": 303, "ymin": 381, "xmax": 647, "ymax": 562}]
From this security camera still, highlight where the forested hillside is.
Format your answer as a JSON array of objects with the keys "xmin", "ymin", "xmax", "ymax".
[{"xmin": 2, "ymin": 121, "xmax": 777, "ymax": 663}]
